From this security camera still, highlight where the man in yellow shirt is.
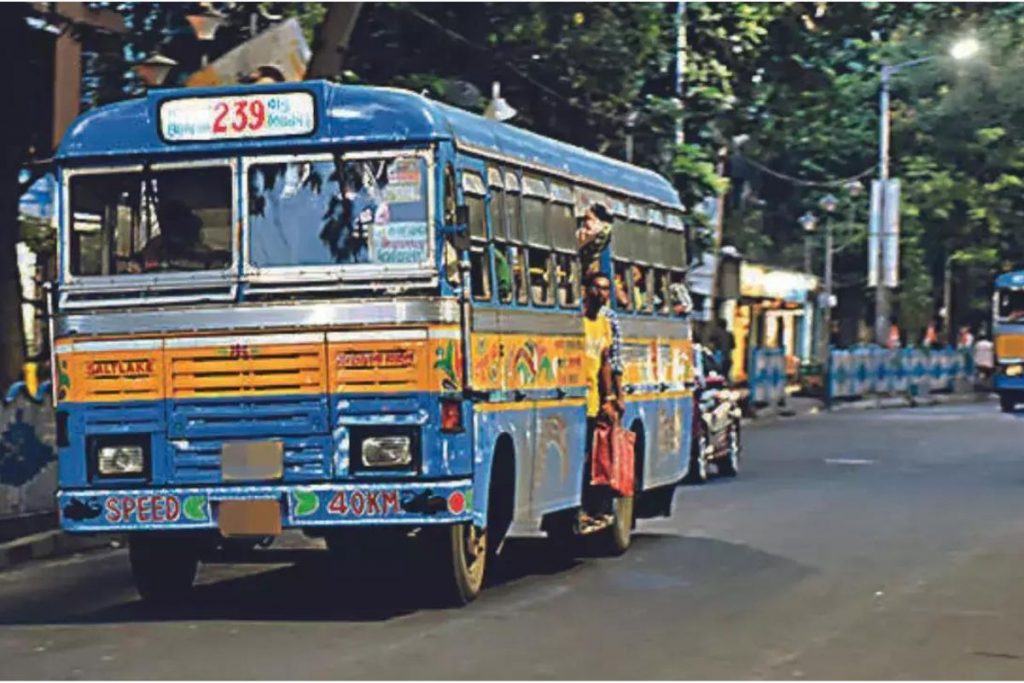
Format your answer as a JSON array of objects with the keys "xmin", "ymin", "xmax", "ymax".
[{"xmin": 580, "ymin": 271, "xmax": 624, "ymax": 531}]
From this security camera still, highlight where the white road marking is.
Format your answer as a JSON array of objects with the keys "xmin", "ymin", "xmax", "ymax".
[{"xmin": 824, "ymin": 458, "xmax": 874, "ymax": 466}]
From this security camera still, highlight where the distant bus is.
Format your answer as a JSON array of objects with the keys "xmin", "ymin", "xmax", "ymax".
[
  {"xmin": 993, "ymin": 271, "xmax": 1024, "ymax": 412},
  {"xmin": 52, "ymin": 81, "xmax": 695, "ymax": 604}
]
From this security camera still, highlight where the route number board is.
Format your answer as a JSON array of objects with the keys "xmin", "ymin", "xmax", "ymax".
[{"xmin": 160, "ymin": 92, "xmax": 315, "ymax": 142}]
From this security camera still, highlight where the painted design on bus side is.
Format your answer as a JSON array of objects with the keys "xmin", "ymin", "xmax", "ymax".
[
  {"xmin": 434, "ymin": 341, "xmax": 460, "ymax": 392},
  {"xmin": 473, "ymin": 338, "xmax": 502, "ymax": 387},
  {"xmin": 538, "ymin": 414, "xmax": 571, "ymax": 482},
  {"xmin": 57, "ymin": 358, "xmax": 71, "ymax": 400},
  {"xmin": 513, "ymin": 341, "xmax": 555, "ymax": 385},
  {"xmin": 220, "ymin": 344, "xmax": 259, "ymax": 360}
]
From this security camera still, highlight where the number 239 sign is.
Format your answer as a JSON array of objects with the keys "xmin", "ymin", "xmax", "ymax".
[{"xmin": 160, "ymin": 92, "xmax": 315, "ymax": 142}]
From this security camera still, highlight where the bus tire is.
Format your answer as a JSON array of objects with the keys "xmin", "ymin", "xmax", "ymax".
[
  {"xmin": 129, "ymin": 535, "xmax": 198, "ymax": 605},
  {"xmin": 426, "ymin": 522, "xmax": 487, "ymax": 606},
  {"xmin": 1000, "ymin": 394, "xmax": 1016, "ymax": 413},
  {"xmin": 595, "ymin": 494, "xmax": 634, "ymax": 556}
]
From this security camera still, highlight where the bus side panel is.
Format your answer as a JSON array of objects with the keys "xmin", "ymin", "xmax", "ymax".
[
  {"xmin": 472, "ymin": 406, "xmax": 534, "ymax": 529},
  {"xmin": 531, "ymin": 400, "xmax": 587, "ymax": 517}
]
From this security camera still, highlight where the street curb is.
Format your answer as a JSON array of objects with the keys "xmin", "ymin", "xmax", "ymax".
[
  {"xmin": 0, "ymin": 530, "xmax": 122, "ymax": 572},
  {"xmin": 743, "ymin": 392, "xmax": 990, "ymax": 428},
  {"xmin": 826, "ymin": 392, "xmax": 991, "ymax": 413}
]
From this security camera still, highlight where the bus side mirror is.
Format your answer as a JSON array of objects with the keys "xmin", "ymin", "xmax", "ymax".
[{"xmin": 442, "ymin": 205, "xmax": 471, "ymax": 251}]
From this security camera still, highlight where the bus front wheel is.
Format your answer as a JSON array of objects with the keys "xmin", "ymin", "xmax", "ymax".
[
  {"xmin": 426, "ymin": 522, "xmax": 487, "ymax": 605},
  {"xmin": 129, "ymin": 535, "xmax": 199, "ymax": 604},
  {"xmin": 1000, "ymin": 394, "xmax": 1017, "ymax": 413}
]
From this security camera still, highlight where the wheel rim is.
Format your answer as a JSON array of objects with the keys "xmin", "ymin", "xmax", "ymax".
[{"xmin": 461, "ymin": 524, "xmax": 487, "ymax": 590}]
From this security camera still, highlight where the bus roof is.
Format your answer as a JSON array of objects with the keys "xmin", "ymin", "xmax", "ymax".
[
  {"xmin": 996, "ymin": 271, "xmax": 1024, "ymax": 289},
  {"xmin": 57, "ymin": 81, "xmax": 681, "ymax": 208}
]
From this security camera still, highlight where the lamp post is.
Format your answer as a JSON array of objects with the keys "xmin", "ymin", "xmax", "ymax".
[
  {"xmin": 186, "ymin": 6, "xmax": 226, "ymax": 67},
  {"xmin": 800, "ymin": 211, "xmax": 819, "ymax": 359},
  {"xmin": 874, "ymin": 36, "xmax": 981, "ymax": 345},
  {"xmin": 819, "ymin": 194, "xmax": 839, "ymax": 360}
]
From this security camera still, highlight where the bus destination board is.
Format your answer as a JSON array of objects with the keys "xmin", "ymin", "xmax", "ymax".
[{"xmin": 160, "ymin": 92, "xmax": 315, "ymax": 142}]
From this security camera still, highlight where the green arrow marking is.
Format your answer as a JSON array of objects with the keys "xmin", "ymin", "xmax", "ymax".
[{"xmin": 293, "ymin": 490, "xmax": 320, "ymax": 517}]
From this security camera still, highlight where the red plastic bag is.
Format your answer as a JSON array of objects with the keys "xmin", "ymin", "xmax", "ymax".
[{"xmin": 591, "ymin": 423, "xmax": 635, "ymax": 497}]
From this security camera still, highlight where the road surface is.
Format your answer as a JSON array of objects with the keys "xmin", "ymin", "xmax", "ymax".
[{"xmin": 2, "ymin": 399, "xmax": 1024, "ymax": 679}]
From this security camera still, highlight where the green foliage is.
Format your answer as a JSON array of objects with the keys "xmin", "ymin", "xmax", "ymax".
[{"xmin": 66, "ymin": 2, "xmax": 1024, "ymax": 338}]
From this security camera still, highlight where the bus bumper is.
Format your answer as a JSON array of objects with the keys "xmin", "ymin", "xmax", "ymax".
[{"xmin": 58, "ymin": 479, "xmax": 473, "ymax": 533}]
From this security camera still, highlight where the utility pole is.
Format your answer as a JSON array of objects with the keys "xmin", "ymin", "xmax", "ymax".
[
  {"xmin": 675, "ymin": 1, "xmax": 686, "ymax": 147},
  {"xmin": 874, "ymin": 65, "xmax": 892, "ymax": 346}
]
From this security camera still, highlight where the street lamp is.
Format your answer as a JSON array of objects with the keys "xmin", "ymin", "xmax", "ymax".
[
  {"xmin": 187, "ymin": 6, "xmax": 226, "ymax": 68},
  {"xmin": 186, "ymin": 7, "xmax": 225, "ymax": 41},
  {"xmin": 800, "ymin": 210, "xmax": 817, "ymax": 274},
  {"xmin": 133, "ymin": 52, "xmax": 178, "ymax": 87},
  {"xmin": 873, "ymin": 36, "xmax": 981, "ymax": 345},
  {"xmin": 818, "ymin": 195, "xmax": 838, "ymax": 361}
]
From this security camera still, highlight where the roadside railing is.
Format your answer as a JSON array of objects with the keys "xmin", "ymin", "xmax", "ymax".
[
  {"xmin": 0, "ymin": 380, "xmax": 57, "ymax": 535},
  {"xmin": 827, "ymin": 345, "xmax": 974, "ymax": 403}
]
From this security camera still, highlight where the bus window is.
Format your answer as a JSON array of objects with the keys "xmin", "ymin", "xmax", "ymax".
[
  {"xmin": 504, "ymin": 172, "xmax": 524, "ymax": 244},
  {"xmin": 556, "ymin": 253, "xmax": 581, "ymax": 308},
  {"xmin": 248, "ymin": 155, "xmax": 429, "ymax": 267},
  {"xmin": 462, "ymin": 171, "xmax": 491, "ymax": 301},
  {"xmin": 470, "ymin": 244, "xmax": 492, "ymax": 301},
  {"xmin": 442, "ymin": 164, "xmax": 460, "ymax": 287},
  {"xmin": 488, "ymin": 187, "xmax": 506, "ymax": 241},
  {"xmin": 631, "ymin": 264, "xmax": 651, "ymax": 312},
  {"xmin": 69, "ymin": 166, "xmax": 232, "ymax": 276},
  {"xmin": 614, "ymin": 260, "xmax": 633, "ymax": 311},
  {"xmin": 494, "ymin": 243, "xmax": 513, "ymax": 304},
  {"xmin": 998, "ymin": 289, "xmax": 1024, "ymax": 321},
  {"xmin": 654, "ymin": 268, "xmax": 670, "ymax": 315},
  {"xmin": 509, "ymin": 244, "xmax": 529, "ymax": 305},
  {"xmin": 528, "ymin": 247, "xmax": 554, "ymax": 307}
]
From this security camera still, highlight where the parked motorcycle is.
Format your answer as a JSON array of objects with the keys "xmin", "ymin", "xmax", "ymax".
[{"xmin": 687, "ymin": 344, "xmax": 743, "ymax": 484}]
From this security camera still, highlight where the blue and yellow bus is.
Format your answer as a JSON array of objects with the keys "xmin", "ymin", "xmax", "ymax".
[
  {"xmin": 52, "ymin": 81, "xmax": 695, "ymax": 604},
  {"xmin": 993, "ymin": 270, "xmax": 1024, "ymax": 412}
]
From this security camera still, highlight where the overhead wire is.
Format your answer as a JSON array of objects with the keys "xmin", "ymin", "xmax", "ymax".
[{"xmin": 740, "ymin": 154, "xmax": 876, "ymax": 188}]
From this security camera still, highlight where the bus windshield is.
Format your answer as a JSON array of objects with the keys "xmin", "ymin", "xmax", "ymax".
[
  {"xmin": 247, "ymin": 153, "xmax": 430, "ymax": 269},
  {"xmin": 997, "ymin": 288, "xmax": 1024, "ymax": 322},
  {"xmin": 68, "ymin": 165, "xmax": 233, "ymax": 277}
]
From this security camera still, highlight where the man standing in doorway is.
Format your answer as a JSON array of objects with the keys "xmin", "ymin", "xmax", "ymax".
[{"xmin": 580, "ymin": 271, "xmax": 625, "ymax": 531}]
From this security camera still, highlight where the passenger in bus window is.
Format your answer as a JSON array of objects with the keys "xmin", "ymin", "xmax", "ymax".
[
  {"xmin": 135, "ymin": 200, "xmax": 205, "ymax": 272},
  {"xmin": 613, "ymin": 262, "xmax": 632, "ymax": 311},
  {"xmin": 631, "ymin": 265, "xmax": 647, "ymax": 311},
  {"xmin": 576, "ymin": 203, "xmax": 612, "ymax": 271},
  {"xmin": 494, "ymin": 247, "xmax": 513, "ymax": 302},
  {"xmin": 580, "ymin": 270, "xmax": 625, "ymax": 531}
]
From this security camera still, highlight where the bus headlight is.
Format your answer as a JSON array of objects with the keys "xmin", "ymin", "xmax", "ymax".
[
  {"xmin": 97, "ymin": 445, "xmax": 146, "ymax": 476},
  {"xmin": 361, "ymin": 436, "xmax": 413, "ymax": 467}
]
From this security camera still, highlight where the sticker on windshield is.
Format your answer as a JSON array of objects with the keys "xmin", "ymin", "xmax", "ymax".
[
  {"xmin": 371, "ymin": 222, "xmax": 427, "ymax": 264},
  {"xmin": 385, "ymin": 159, "xmax": 422, "ymax": 204}
]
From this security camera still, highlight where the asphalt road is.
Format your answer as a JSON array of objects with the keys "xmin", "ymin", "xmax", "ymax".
[{"xmin": 3, "ymin": 399, "xmax": 1024, "ymax": 679}]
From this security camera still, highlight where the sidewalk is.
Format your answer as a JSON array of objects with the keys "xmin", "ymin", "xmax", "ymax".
[
  {"xmin": 0, "ymin": 529, "xmax": 120, "ymax": 572},
  {"xmin": 744, "ymin": 390, "xmax": 992, "ymax": 425}
]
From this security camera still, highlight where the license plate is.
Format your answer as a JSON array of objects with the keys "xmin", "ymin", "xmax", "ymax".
[
  {"xmin": 217, "ymin": 499, "xmax": 282, "ymax": 537},
  {"xmin": 221, "ymin": 441, "xmax": 283, "ymax": 481}
]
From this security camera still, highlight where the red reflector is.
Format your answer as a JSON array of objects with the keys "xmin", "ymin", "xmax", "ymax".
[{"xmin": 440, "ymin": 400, "xmax": 463, "ymax": 433}]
